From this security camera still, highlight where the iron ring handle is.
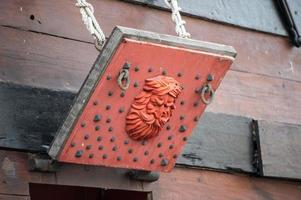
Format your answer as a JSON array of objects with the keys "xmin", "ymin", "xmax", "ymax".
[
  {"xmin": 200, "ymin": 83, "xmax": 215, "ymax": 105},
  {"xmin": 117, "ymin": 69, "xmax": 130, "ymax": 91}
]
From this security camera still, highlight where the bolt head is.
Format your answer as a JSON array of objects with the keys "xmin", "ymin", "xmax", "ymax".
[
  {"xmin": 106, "ymin": 105, "xmax": 111, "ymax": 110},
  {"xmin": 94, "ymin": 114, "xmax": 101, "ymax": 122},
  {"xmin": 123, "ymin": 62, "xmax": 131, "ymax": 69},
  {"xmin": 161, "ymin": 159, "xmax": 169, "ymax": 166},
  {"xmin": 120, "ymin": 91, "xmax": 125, "ymax": 97},
  {"xmin": 207, "ymin": 74, "xmax": 214, "ymax": 81},
  {"xmin": 179, "ymin": 125, "xmax": 187, "ymax": 132},
  {"xmin": 95, "ymin": 125, "xmax": 100, "ymax": 131},
  {"xmin": 75, "ymin": 150, "xmax": 83, "ymax": 158}
]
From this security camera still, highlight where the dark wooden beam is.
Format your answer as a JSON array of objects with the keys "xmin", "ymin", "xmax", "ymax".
[
  {"xmin": 0, "ymin": 81, "xmax": 255, "ymax": 173},
  {"xmin": 123, "ymin": 0, "xmax": 290, "ymax": 36},
  {"xmin": 256, "ymin": 120, "xmax": 301, "ymax": 179}
]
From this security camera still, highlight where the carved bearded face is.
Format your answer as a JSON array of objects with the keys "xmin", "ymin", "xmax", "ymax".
[{"xmin": 126, "ymin": 75, "xmax": 182, "ymax": 140}]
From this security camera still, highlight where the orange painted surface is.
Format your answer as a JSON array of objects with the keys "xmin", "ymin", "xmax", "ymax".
[
  {"xmin": 59, "ymin": 38, "xmax": 233, "ymax": 172},
  {"xmin": 126, "ymin": 75, "xmax": 182, "ymax": 140}
]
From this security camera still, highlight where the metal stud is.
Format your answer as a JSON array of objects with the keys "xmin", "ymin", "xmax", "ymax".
[
  {"xmin": 162, "ymin": 70, "xmax": 167, "ymax": 75},
  {"xmin": 144, "ymin": 151, "xmax": 149, "ymax": 156},
  {"xmin": 106, "ymin": 118, "xmax": 111, "ymax": 123},
  {"xmin": 124, "ymin": 140, "xmax": 129, "ymax": 145},
  {"xmin": 183, "ymin": 137, "xmax": 187, "ymax": 141},
  {"xmin": 134, "ymin": 66, "xmax": 139, "ymax": 72},
  {"xmin": 93, "ymin": 100, "xmax": 98, "ymax": 105},
  {"xmin": 150, "ymin": 159, "xmax": 155, "ymax": 164},
  {"xmin": 180, "ymin": 115, "xmax": 185, "ymax": 120},
  {"xmin": 180, "ymin": 100, "xmax": 185, "ymax": 105},
  {"xmin": 117, "ymin": 156, "xmax": 122, "ymax": 161},
  {"xmin": 81, "ymin": 122, "xmax": 86, "ymax": 127},
  {"xmin": 157, "ymin": 143, "xmax": 162, "ymax": 148},
  {"xmin": 128, "ymin": 148, "xmax": 133, "ymax": 154},
  {"xmin": 120, "ymin": 91, "xmax": 125, "ymax": 97},
  {"xmin": 102, "ymin": 154, "xmax": 107, "ymax": 159},
  {"xmin": 110, "ymin": 136, "xmax": 115, "ymax": 142},
  {"xmin": 133, "ymin": 157, "xmax": 138, "ymax": 162},
  {"xmin": 173, "ymin": 154, "xmax": 178, "ymax": 159},
  {"xmin": 161, "ymin": 159, "xmax": 169, "ymax": 166},
  {"xmin": 179, "ymin": 125, "xmax": 187, "ymax": 133},
  {"xmin": 195, "ymin": 74, "xmax": 200, "ymax": 80},
  {"xmin": 108, "ymin": 91, "xmax": 113, "ymax": 96},
  {"xmin": 177, "ymin": 72, "xmax": 182, "ymax": 77},
  {"xmin": 141, "ymin": 140, "xmax": 147, "ymax": 146},
  {"xmin": 194, "ymin": 116, "xmax": 199, "ymax": 122},
  {"xmin": 95, "ymin": 125, "xmax": 100, "ymax": 131},
  {"xmin": 89, "ymin": 153, "xmax": 94, "ymax": 158},
  {"xmin": 112, "ymin": 145, "xmax": 118, "ymax": 151},
  {"xmin": 169, "ymin": 144, "xmax": 174, "ymax": 149},
  {"xmin": 134, "ymin": 82, "xmax": 139, "ymax": 88},
  {"xmin": 193, "ymin": 102, "xmax": 199, "ymax": 107},
  {"xmin": 159, "ymin": 153, "xmax": 164, "ymax": 158},
  {"xmin": 71, "ymin": 142, "xmax": 76, "ymax": 147},
  {"xmin": 167, "ymin": 135, "xmax": 173, "ymax": 140},
  {"xmin": 84, "ymin": 134, "xmax": 89, "ymax": 140},
  {"xmin": 75, "ymin": 150, "xmax": 83, "ymax": 158},
  {"xmin": 106, "ymin": 75, "xmax": 112, "ymax": 80},
  {"xmin": 94, "ymin": 114, "xmax": 101, "ymax": 122},
  {"xmin": 148, "ymin": 67, "xmax": 153, "ymax": 73},
  {"xmin": 108, "ymin": 127, "xmax": 113, "ymax": 132},
  {"xmin": 119, "ymin": 107, "xmax": 125, "ymax": 113},
  {"xmin": 86, "ymin": 144, "xmax": 92, "ymax": 150},
  {"xmin": 98, "ymin": 145, "xmax": 104, "ymax": 150},
  {"xmin": 195, "ymin": 87, "xmax": 201, "ymax": 94},
  {"xmin": 207, "ymin": 74, "xmax": 214, "ymax": 82},
  {"xmin": 106, "ymin": 105, "xmax": 111, "ymax": 110},
  {"xmin": 123, "ymin": 62, "xmax": 131, "ymax": 69},
  {"xmin": 97, "ymin": 136, "xmax": 102, "ymax": 142},
  {"xmin": 166, "ymin": 125, "xmax": 171, "ymax": 130}
]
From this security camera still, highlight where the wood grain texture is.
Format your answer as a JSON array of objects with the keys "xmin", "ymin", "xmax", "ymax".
[
  {"xmin": 0, "ymin": 82, "xmax": 254, "ymax": 173},
  {"xmin": 0, "ymin": 26, "xmax": 98, "ymax": 92},
  {"xmin": 0, "ymin": 151, "xmax": 55, "ymax": 196},
  {"xmin": 0, "ymin": 150, "xmax": 301, "ymax": 200},
  {"xmin": 147, "ymin": 167, "xmax": 301, "ymax": 200},
  {"xmin": 0, "ymin": 26, "xmax": 301, "ymax": 125},
  {"xmin": 0, "ymin": 0, "xmax": 300, "ymax": 82},
  {"xmin": 257, "ymin": 120, "xmax": 301, "ymax": 179},
  {"xmin": 180, "ymin": 113, "xmax": 253, "ymax": 172}
]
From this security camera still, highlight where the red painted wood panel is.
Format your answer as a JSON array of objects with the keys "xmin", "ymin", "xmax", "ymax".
[{"xmin": 59, "ymin": 38, "xmax": 233, "ymax": 172}]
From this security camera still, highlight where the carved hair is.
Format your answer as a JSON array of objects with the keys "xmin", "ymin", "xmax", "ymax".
[{"xmin": 126, "ymin": 75, "xmax": 182, "ymax": 140}]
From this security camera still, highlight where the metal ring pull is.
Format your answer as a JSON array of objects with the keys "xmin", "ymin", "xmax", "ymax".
[
  {"xmin": 200, "ymin": 83, "xmax": 215, "ymax": 105},
  {"xmin": 117, "ymin": 62, "xmax": 131, "ymax": 91}
]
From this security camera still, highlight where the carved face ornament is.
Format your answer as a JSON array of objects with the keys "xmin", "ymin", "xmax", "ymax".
[{"xmin": 126, "ymin": 75, "xmax": 182, "ymax": 140}]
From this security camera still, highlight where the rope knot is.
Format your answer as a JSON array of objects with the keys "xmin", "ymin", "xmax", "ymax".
[{"xmin": 76, "ymin": 0, "xmax": 106, "ymax": 51}]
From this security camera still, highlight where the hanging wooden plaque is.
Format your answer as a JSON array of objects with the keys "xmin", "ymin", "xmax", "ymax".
[{"xmin": 48, "ymin": 26, "xmax": 236, "ymax": 172}]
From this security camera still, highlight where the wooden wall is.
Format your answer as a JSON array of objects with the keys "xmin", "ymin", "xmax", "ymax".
[
  {"xmin": 0, "ymin": 150, "xmax": 301, "ymax": 200},
  {"xmin": 1, "ymin": 0, "xmax": 300, "ymax": 124},
  {"xmin": 0, "ymin": 0, "xmax": 301, "ymax": 199}
]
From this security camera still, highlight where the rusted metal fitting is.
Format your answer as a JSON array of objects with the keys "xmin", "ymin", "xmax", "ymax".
[{"xmin": 127, "ymin": 170, "xmax": 160, "ymax": 182}]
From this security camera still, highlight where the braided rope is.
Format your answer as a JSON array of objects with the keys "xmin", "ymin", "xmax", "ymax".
[
  {"xmin": 164, "ymin": 0, "xmax": 190, "ymax": 38},
  {"xmin": 76, "ymin": 0, "xmax": 106, "ymax": 50}
]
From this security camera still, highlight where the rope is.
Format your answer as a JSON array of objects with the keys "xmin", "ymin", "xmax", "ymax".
[
  {"xmin": 75, "ymin": 0, "xmax": 106, "ymax": 50},
  {"xmin": 164, "ymin": 0, "xmax": 190, "ymax": 38}
]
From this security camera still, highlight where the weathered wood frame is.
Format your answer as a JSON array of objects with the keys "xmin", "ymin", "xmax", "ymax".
[{"xmin": 48, "ymin": 26, "xmax": 236, "ymax": 160}]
